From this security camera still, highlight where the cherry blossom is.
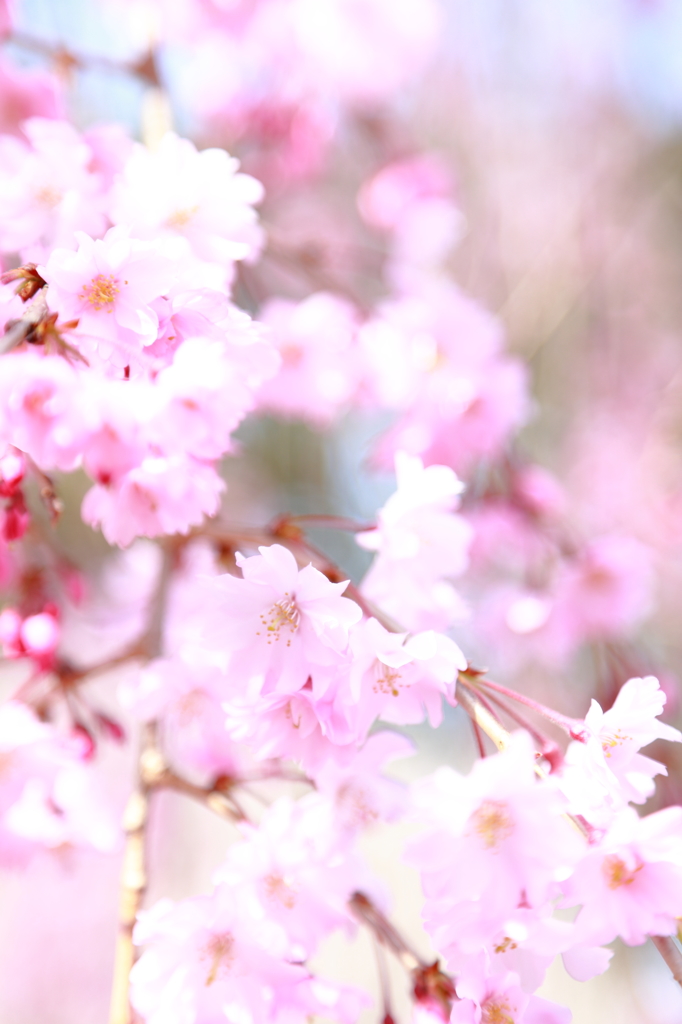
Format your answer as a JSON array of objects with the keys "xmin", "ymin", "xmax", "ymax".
[
  {"xmin": 256, "ymin": 292, "xmax": 359, "ymax": 425},
  {"xmin": 42, "ymin": 227, "xmax": 177, "ymax": 366},
  {"xmin": 109, "ymin": 133, "xmax": 264, "ymax": 273},
  {"xmin": 0, "ymin": 701, "xmax": 118, "ymax": 865},
  {"xmin": 347, "ymin": 616, "xmax": 466, "ymax": 732},
  {"xmin": 130, "ymin": 888, "xmax": 364, "ymax": 1024},
  {"xmin": 563, "ymin": 806, "xmax": 682, "ymax": 947},
  {"xmin": 0, "ymin": 118, "xmax": 107, "ymax": 257},
  {"xmin": 358, "ymin": 451, "xmax": 472, "ymax": 630},
  {"xmin": 81, "ymin": 453, "xmax": 225, "ymax": 547},
  {"xmin": 202, "ymin": 543, "xmax": 362, "ymax": 698},
  {"xmin": 214, "ymin": 794, "xmax": 361, "ymax": 958},
  {"xmin": 1, "ymin": 4, "xmax": 682, "ymax": 1021},
  {"xmin": 561, "ymin": 675, "xmax": 682, "ymax": 821},
  {"xmin": 409, "ymin": 733, "xmax": 584, "ymax": 954}
]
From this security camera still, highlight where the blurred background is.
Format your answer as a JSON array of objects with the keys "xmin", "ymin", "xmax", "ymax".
[{"xmin": 3, "ymin": 0, "xmax": 682, "ymax": 1021}]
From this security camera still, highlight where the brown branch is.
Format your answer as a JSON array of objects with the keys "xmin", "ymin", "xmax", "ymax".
[
  {"xmin": 141, "ymin": 758, "xmax": 242, "ymax": 823},
  {"xmin": 7, "ymin": 31, "xmax": 161, "ymax": 86},
  {"xmin": 25, "ymin": 457, "xmax": 63, "ymax": 522},
  {"xmin": 349, "ymin": 892, "xmax": 425, "ymax": 972},
  {"xmin": 651, "ymin": 935, "xmax": 682, "ymax": 991},
  {"xmin": 0, "ymin": 288, "xmax": 49, "ymax": 354},
  {"xmin": 108, "ymin": 722, "xmax": 156, "ymax": 1024},
  {"xmin": 272, "ymin": 513, "xmax": 375, "ymax": 534},
  {"xmin": 108, "ymin": 544, "xmax": 174, "ymax": 1024},
  {"xmin": 349, "ymin": 893, "xmax": 457, "ymax": 1019}
]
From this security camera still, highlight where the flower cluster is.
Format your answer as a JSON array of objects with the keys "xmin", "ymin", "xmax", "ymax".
[
  {"xmin": 410, "ymin": 679, "xmax": 682, "ymax": 1021},
  {"xmin": 0, "ymin": 2, "xmax": 680, "ymax": 1024}
]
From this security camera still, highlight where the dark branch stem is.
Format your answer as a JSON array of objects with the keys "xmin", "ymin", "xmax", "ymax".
[{"xmin": 651, "ymin": 935, "xmax": 682, "ymax": 990}]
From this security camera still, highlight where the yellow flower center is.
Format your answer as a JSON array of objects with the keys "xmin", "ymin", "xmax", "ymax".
[
  {"xmin": 79, "ymin": 274, "xmax": 120, "ymax": 311},
  {"xmin": 167, "ymin": 205, "xmax": 199, "ymax": 228},
  {"xmin": 373, "ymin": 663, "xmax": 404, "ymax": 697},
  {"xmin": 258, "ymin": 593, "xmax": 300, "ymax": 647},
  {"xmin": 471, "ymin": 800, "xmax": 514, "ymax": 850},
  {"xmin": 482, "ymin": 998, "xmax": 515, "ymax": 1024},
  {"xmin": 603, "ymin": 854, "xmax": 642, "ymax": 890}
]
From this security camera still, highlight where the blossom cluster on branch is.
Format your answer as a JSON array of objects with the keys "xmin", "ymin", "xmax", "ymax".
[{"xmin": 0, "ymin": 1, "xmax": 680, "ymax": 1023}]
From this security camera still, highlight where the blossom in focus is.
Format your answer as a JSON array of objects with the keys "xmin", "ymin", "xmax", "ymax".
[
  {"xmin": 42, "ymin": 227, "xmax": 177, "ymax": 366},
  {"xmin": 347, "ymin": 616, "xmax": 466, "ymax": 731},
  {"xmin": 202, "ymin": 543, "xmax": 362, "ymax": 698}
]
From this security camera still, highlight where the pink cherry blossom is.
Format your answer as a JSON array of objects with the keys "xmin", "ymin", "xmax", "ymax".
[
  {"xmin": 202, "ymin": 543, "xmax": 362, "ymax": 697},
  {"xmin": 109, "ymin": 132, "xmax": 265, "ymax": 271},
  {"xmin": 0, "ymin": 701, "xmax": 118, "ymax": 865},
  {"xmin": 81, "ymin": 453, "xmax": 225, "ymax": 547},
  {"xmin": 347, "ymin": 617, "xmax": 466, "ymax": 732},
  {"xmin": 256, "ymin": 292, "xmax": 360, "ymax": 425},
  {"xmin": 0, "ymin": 606, "xmax": 60, "ymax": 671},
  {"xmin": 0, "ymin": 118, "xmax": 107, "ymax": 257},
  {"xmin": 214, "ymin": 794, "xmax": 360, "ymax": 959},
  {"xmin": 130, "ymin": 887, "xmax": 363, "ymax": 1024},
  {"xmin": 0, "ymin": 58, "xmax": 63, "ymax": 137},
  {"xmin": 223, "ymin": 683, "xmax": 362, "ymax": 771},
  {"xmin": 409, "ymin": 733, "xmax": 584, "ymax": 954},
  {"xmin": 358, "ymin": 452, "xmax": 472, "ymax": 630},
  {"xmin": 42, "ymin": 227, "xmax": 177, "ymax": 365},
  {"xmin": 561, "ymin": 676, "xmax": 682, "ymax": 822},
  {"xmin": 122, "ymin": 656, "xmax": 241, "ymax": 777},
  {"xmin": 312, "ymin": 729, "xmax": 414, "ymax": 832},
  {"xmin": 0, "ymin": 349, "xmax": 96, "ymax": 471},
  {"xmin": 358, "ymin": 154, "xmax": 454, "ymax": 232},
  {"xmin": 150, "ymin": 332, "xmax": 280, "ymax": 460},
  {"xmin": 451, "ymin": 968, "xmax": 571, "ymax": 1024},
  {"xmin": 563, "ymin": 806, "xmax": 682, "ymax": 947}
]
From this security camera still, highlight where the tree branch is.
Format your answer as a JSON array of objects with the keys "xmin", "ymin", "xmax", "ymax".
[{"xmin": 108, "ymin": 544, "xmax": 174, "ymax": 1024}]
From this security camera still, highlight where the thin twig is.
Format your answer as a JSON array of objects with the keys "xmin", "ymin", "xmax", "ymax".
[
  {"xmin": 455, "ymin": 683, "xmax": 509, "ymax": 752},
  {"xmin": 349, "ymin": 892, "xmax": 425, "ymax": 972}
]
